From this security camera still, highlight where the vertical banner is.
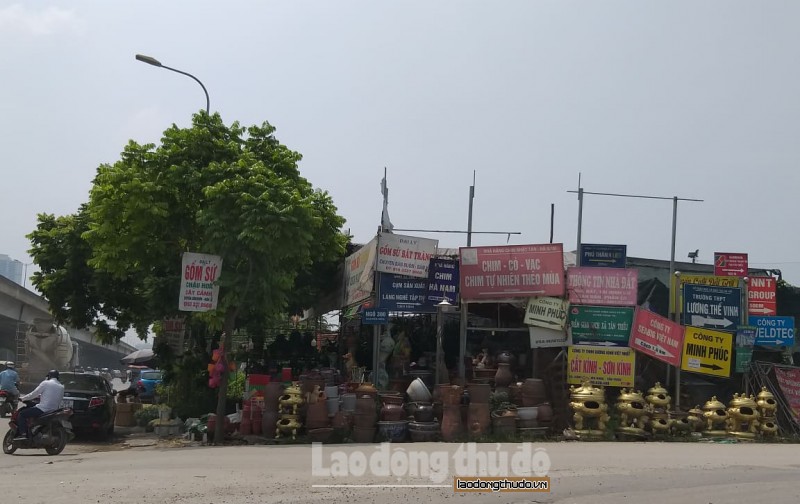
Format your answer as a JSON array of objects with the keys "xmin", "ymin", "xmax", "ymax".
[
  {"xmin": 179, "ymin": 252, "xmax": 223, "ymax": 312},
  {"xmin": 344, "ymin": 238, "xmax": 377, "ymax": 306},
  {"xmin": 775, "ymin": 368, "xmax": 800, "ymax": 421},
  {"xmin": 162, "ymin": 318, "xmax": 186, "ymax": 356},
  {"xmin": 426, "ymin": 257, "xmax": 459, "ymax": 304}
]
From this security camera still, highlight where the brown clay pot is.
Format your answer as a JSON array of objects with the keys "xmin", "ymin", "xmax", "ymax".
[
  {"xmin": 536, "ymin": 402, "xmax": 553, "ymax": 423},
  {"xmin": 467, "ymin": 402, "xmax": 491, "ymax": 437},
  {"xmin": 332, "ymin": 411, "xmax": 352, "ymax": 430},
  {"xmin": 496, "ymin": 350, "xmax": 515, "ymax": 365},
  {"xmin": 352, "ymin": 426, "xmax": 375, "ymax": 443},
  {"xmin": 306, "ymin": 401, "xmax": 330, "ymax": 430},
  {"xmin": 356, "ymin": 395, "xmax": 377, "ymax": 416},
  {"xmin": 494, "ymin": 363, "xmax": 513, "ymax": 388},
  {"xmin": 413, "ymin": 403, "xmax": 435, "ymax": 423},
  {"xmin": 381, "ymin": 403, "xmax": 406, "ymax": 422},
  {"xmin": 433, "ymin": 402, "xmax": 443, "ymax": 423},
  {"xmin": 262, "ymin": 410, "xmax": 279, "ymax": 437},
  {"xmin": 440, "ymin": 385, "xmax": 463, "ymax": 406},
  {"xmin": 263, "ymin": 383, "xmax": 284, "ymax": 411},
  {"xmin": 441, "ymin": 404, "xmax": 463, "ymax": 441},
  {"xmin": 468, "ymin": 383, "xmax": 491, "ymax": 404}
]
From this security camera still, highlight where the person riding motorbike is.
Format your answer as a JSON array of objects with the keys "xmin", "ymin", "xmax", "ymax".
[
  {"xmin": 15, "ymin": 370, "xmax": 65, "ymax": 441},
  {"xmin": 0, "ymin": 362, "xmax": 20, "ymax": 402}
]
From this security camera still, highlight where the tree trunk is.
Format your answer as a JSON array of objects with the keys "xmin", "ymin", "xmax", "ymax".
[{"xmin": 214, "ymin": 306, "xmax": 237, "ymax": 444}]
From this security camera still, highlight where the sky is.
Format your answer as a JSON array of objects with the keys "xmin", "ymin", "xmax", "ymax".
[{"xmin": 2, "ymin": 1, "xmax": 799, "ymax": 347}]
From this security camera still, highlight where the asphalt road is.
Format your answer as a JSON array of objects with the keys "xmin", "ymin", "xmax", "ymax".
[{"xmin": 1, "ymin": 440, "xmax": 799, "ymax": 503}]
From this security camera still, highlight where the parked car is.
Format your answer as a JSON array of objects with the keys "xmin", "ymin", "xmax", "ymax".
[
  {"xmin": 136, "ymin": 370, "xmax": 163, "ymax": 403},
  {"xmin": 59, "ymin": 372, "xmax": 117, "ymax": 438}
]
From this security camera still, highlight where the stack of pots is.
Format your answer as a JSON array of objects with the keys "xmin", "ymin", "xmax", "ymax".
[
  {"xmin": 325, "ymin": 385, "xmax": 340, "ymax": 417},
  {"xmin": 353, "ymin": 394, "xmax": 377, "ymax": 442},
  {"xmin": 262, "ymin": 382, "xmax": 283, "ymax": 439},
  {"xmin": 407, "ymin": 402, "xmax": 439, "ymax": 441},
  {"xmin": 440, "ymin": 385, "xmax": 464, "ymax": 441},
  {"xmin": 467, "ymin": 383, "xmax": 491, "ymax": 437},
  {"xmin": 521, "ymin": 378, "xmax": 552, "ymax": 428},
  {"xmin": 276, "ymin": 382, "xmax": 304, "ymax": 440}
]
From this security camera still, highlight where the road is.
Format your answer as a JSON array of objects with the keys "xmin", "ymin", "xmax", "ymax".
[{"xmin": 1, "ymin": 440, "xmax": 799, "ymax": 503}]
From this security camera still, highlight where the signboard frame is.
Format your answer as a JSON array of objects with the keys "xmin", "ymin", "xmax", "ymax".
[
  {"xmin": 568, "ymin": 305, "xmax": 634, "ymax": 346},
  {"xmin": 629, "ymin": 308, "xmax": 684, "ymax": 367},
  {"xmin": 376, "ymin": 233, "xmax": 439, "ymax": 278},
  {"xmin": 680, "ymin": 326, "xmax": 733, "ymax": 378},
  {"xmin": 579, "ymin": 244, "xmax": 627, "ymax": 268},
  {"xmin": 567, "ymin": 267, "xmax": 638, "ymax": 306},
  {"xmin": 179, "ymin": 252, "xmax": 223, "ymax": 312},
  {"xmin": 567, "ymin": 346, "xmax": 635, "ymax": 388},
  {"xmin": 524, "ymin": 297, "xmax": 569, "ymax": 330},
  {"xmin": 749, "ymin": 316, "xmax": 796, "ymax": 347},
  {"xmin": 714, "ymin": 252, "xmax": 749, "ymax": 277},
  {"xmin": 681, "ymin": 284, "xmax": 742, "ymax": 331}
]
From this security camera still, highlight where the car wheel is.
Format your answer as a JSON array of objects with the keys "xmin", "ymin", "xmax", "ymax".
[{"xmin": 2, "ymin": 429, "xmax": 17, "ymax": 455}]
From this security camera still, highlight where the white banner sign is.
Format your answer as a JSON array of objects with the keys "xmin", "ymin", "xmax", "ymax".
[
  {"xmin": 529, "ymin": 326, "xmax": 571, "ymax": 348},
  {"xmin": 345, "ymin": 238, "xmax": 377, "ymax": 306},
  {"xmin": 377, "ymin": 232, "xmax": 439, "ymax": 278},
  {"xmin": 179, "ymin": 252, "xmax": 223, "ymax": 312},
  {"xmin": 524, "ymin": 296, "xmax": 569, "ymax": 330}
]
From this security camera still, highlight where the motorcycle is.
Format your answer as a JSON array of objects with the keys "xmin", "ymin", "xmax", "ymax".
[
  {"xmin": 2, "ymin": 400, "xmax": 73, "ymax": 455},
  {"xmin": 0, "ymin": 390, "xmax": 18, "ymax": 418}
]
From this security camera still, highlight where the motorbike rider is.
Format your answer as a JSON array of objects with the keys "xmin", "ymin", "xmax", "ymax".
[
  {"xmin": 0, "ymin": 362, "xmax": 20, "ymax": 401},
  {"xmin": 15, "ymin": 370, "xmax": 65, "ymax": 441}
]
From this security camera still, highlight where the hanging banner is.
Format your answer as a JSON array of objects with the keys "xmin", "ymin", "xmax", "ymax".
[
  {"xmin": 567, "ymin": 267, "xmax": 638, "ymax": 306},
  {"xmin": 748, "ymin": 276, "xmax": 777, "ymax": 316},
  {"xmin": 376, "ymin": 233, "xmax": 438, "ymax": 278},
  {"xmin": 426, "ymin": 258, "xmax": 459, "ymax": 304},
  {"xmin": 344, "ymin": 238, "xmax": 377, "ymax": 306},
  {"xmin": 459, "ymin": 243, "xmax": 565, "ymax": 300},
  {"xmin": 568, "ymin": 305, "xmax": 634, "ymax": 346},
  {"xmin": 579, "ymin": 244, "xmax": 627, "ymax": 268},
  {"xmin": 524, "ymin": 297, "xmax": 569, "ymax": 330},
  {"xmin": 529, "ymin": 326, "xmax": 570, "ymax": 348},
  {"xmin": 179, "ymin": 252, "xmax": 223, "ymax": 312},
  {"xmin": 162, "ymin": 318, "xmax": 186, "ymax": 356},
  {"xmin": 669, "ymin": 274, "xmax": 741, "ymax": 314},
  {"xmin": 629, "ymin": 308, "xmax": 684, "ymax": 367},
  {"xmin": 378, "ymin": 273, "xmax": 431, "ymax": 312},
  {"xmin": 680, "ymin": 326, "xmax": 733, "ymax": 378},
  {"xmin": 567, "ymin": 346, "xmax": 635, "ymax": 388},
  {"xmin": 775, "ymin": 368, "xmax": 800, "ymax": 421}
]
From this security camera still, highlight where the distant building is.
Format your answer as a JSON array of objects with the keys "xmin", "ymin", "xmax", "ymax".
[{"xmin": 0, "ymin": 254, "xmax": 24, "ymax": 285}]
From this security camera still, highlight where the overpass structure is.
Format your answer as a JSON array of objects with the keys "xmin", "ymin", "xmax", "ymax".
[{"xmin": 0, "ymin": 275, "xmax": 138, "ymax": 383}]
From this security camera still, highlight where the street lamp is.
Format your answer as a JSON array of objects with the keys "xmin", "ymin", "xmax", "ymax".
[
  {"xmin": 436, "ymin": 297, "xmax": 453, "ymax": 385},
  {"xmin": 135, "ymin": 54, "xmax": 210, "ymax": 114}
]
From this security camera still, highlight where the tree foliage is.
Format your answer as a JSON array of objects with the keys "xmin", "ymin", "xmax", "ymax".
[{"xmin": 29, "ymin": 112, "xmax": 348, "ymax": 343}]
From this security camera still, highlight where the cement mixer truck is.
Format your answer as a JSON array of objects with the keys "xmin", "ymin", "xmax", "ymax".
[{"xmin": 17, "ymin": 318, "xmax": 78, "ymax": 387}]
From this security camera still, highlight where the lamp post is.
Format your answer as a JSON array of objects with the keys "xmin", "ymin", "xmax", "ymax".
[
  {"xmin": 135, "ymin": 54, "xmax": 210, "ymax": 114},
  {"xmin": 436, "ymin": 297, "xmax": 453, "ymax": 385}
]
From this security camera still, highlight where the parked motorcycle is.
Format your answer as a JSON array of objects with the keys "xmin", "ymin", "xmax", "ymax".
[
  {"xmin": 2, "ymin": 401, "xmax": 73, "ymax": 455},
  {"xmin": 0, "ymin": 390, "xmax": 18, "ymax": 418}
]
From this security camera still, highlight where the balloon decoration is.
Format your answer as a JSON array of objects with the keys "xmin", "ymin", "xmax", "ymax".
[{"xmin": 208, "ymin": 336, "xmax": 237, "ymax": 388}]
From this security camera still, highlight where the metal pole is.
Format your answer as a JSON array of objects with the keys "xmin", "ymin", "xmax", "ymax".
[
  {"xmin": 550, "ymin": 204, "xmax": 554, "ymax": 244},
  {"xmin": 668, "ymin": 197, "xmax": 681, "ymax": 407},
  {"xmin": 436, "ymin": 306, "xmax": 443, "ymax": 385},
  {"xmin": 162, "ymin": 65, "xmax": 210, "ymax": 114},
  {"xmin": 460, "ymin": 173, "xmax": 475, "ymax": 383},
  {"xmin": 576, "ymin": 187, "xmax": 584, "ymax": 266},
  {"xmin": 467, "ymin": 172, "xmax": 475, "ymax": 247}
]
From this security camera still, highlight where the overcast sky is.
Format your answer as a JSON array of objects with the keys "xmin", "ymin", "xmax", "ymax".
[{"xmin": 2, "ymin": 1, "xmax": 799, "ymax": 303}]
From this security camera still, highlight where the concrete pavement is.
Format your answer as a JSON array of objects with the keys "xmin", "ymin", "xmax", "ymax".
[{"xmin": 1, "ymin": 440, "xmax": 799, "ymax": 503}]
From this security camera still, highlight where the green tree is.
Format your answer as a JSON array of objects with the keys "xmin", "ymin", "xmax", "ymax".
[{"xmin": 29, "ymin": 111, "xmax": 347, "ymax": 441}]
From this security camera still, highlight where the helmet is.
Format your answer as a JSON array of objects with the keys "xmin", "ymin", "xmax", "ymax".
[
  {"xmin": 46, "ymin": 370, "xmax": 60, "ymax": 381},
  {"xmin": 5, "ymin": 362, "xmax": 14, "ymax": 369}
]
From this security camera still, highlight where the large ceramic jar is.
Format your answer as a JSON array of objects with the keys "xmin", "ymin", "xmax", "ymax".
[
  {"xmin": 494, "ymin": 363, "xmax": 514, "ymax": 388},
  {"xmin": 496, "ymin": 350, "xmax": 515, "ymax": 366}
]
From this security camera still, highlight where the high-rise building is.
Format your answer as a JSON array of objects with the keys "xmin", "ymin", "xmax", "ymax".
[{"xmin": 0, "ymin": 254, "xmax": 24, "ymax": 285}]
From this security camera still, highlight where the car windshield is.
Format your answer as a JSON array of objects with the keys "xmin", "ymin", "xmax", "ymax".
[
  {"xmin": 141, "ymin": 372, "xmax": 162, "ymax": 380},
  {"xmin": 61, "ymin": 374, "xmax": 106, "ymax": 392}
]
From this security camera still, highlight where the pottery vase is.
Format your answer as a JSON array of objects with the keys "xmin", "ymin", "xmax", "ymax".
[
  {"xmin": 441, "ymin": 404, "xmax": 463, "ymax": 441},
  {"xmin": 494, "ymin": 363, "xmax": 514, "ymax": 388}
]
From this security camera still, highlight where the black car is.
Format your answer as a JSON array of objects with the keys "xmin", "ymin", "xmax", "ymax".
[{"xmin": 60, "ymin": 372, "xmax": 117, "ymax": 438}]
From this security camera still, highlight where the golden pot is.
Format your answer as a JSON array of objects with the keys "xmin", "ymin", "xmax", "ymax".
[
  {"xmin": 650, "ymin": 417, "xmax": 673, "ymax": 433},
  {"xmin": 275, "ymin": 417, "xmax": 303, "ymax": 440},
  {"xmin": 687, "ymin": 406, "xmax": 705, "ymax": 431},
  {"xmin": 727, "ymin": 393, "xmax": 760, "ymax": 433},
  {"xmin": 756, "ymin": 387, "xmax": 778, "ymax": 416},
  {"xmin": 570, "ymin": 382, "xmax": 606, "ymax": 402},
  {"xmin": 616, "ymin": 389, "xmax": 648, "ymax": 428},
  {"xmin": 760, "ymin": 419, "xmax": 778, "ymax": 436},
  {"xmin": 284, "ymin": 383, "xmax": 304, "ymax": 396},
  {"xmin": 702, "ymin": 396, "xmax": 728, "ymax": 430},
  {"xmin": 645, "ymin": 382, "xmax": 671, "ymax": 409}
]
